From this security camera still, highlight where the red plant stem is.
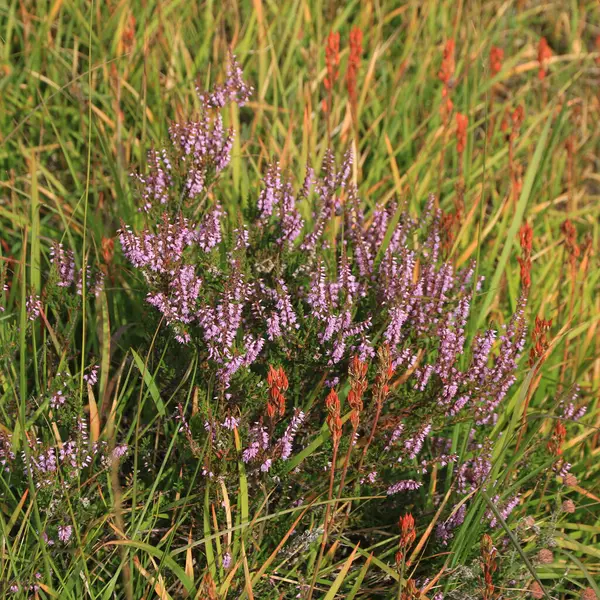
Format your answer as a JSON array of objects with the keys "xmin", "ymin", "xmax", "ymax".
[
  {"xmin": 306, "ymin": 440, "xmax": 339, "ymax": 600},
  {"xmin": 335, "ymin": 421, "xmax": 358, "ymax": 504},
  {"xmin": 356, "ymin": 398, "xmax": 383, "ymax": 476},
  {"xmin": 331, "ymin": 420, "xmax": 360, "ymax": 536}
]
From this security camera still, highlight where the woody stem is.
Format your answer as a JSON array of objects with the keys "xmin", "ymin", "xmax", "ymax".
[
  {"xmin": 357, "ymin": 397, "xmax": 383, "ymax": 475},
  {"xmin": 307, "ymin": 440, "xmax": 338, "ymax": 600},
  {"xmin": 333, "ymin": 420, "xmax": 359, "ymax": 534}
]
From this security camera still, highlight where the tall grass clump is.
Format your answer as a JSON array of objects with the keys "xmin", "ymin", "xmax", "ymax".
[{"xmin": 1, "ymin": 1, "xmax": 599, "ymax": 598}]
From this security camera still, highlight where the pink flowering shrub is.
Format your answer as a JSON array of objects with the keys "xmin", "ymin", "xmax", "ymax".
[{"xmin": 120, "ymin": 56, "xmax": 529, "ymax": 473}]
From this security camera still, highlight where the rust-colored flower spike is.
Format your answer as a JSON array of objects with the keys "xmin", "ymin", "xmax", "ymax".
[
  {"xmin": 500, "ymin": 106, "xmax": 510, "ymax": 133},
  {"xmin": 267, "ymin": 365, "xmax": 288, "ymax": 419},
  {"xmin": 456, "ymin": 113, "xmax": 468, "ymax": 154},
  {"xmin": 517, "ymin": 222, "xmax": 533, "ymax": 289},
  {"xmin": 200, "ymin": 572, "xmax": 218, "ymax": 600},
  {"xmin": 547, "ymin": 420, "xmax": 567, "ymax": 456},
  {"xmin": 348, "ymin": 355, "xmax": 368, "ymax": 428},
  {"xmin": 438, "ymin": 38, "xmax": 455, "ymax": 117},
  {"xmin": 373, "ymin": 346, "xmax": 393, "ymax": 405},
  {"xmin": 102, "ymin": 236, "xmax": 115, "ymax": 266},
  {"xmin": 520, "ymin": 222, "xmax": 533, "ymax": 254},
  {"xmin": 480, "ymin": 534, "xmax": 498, "ymax": 600},
  {"xmin": 529, "ymin": 316, "xmax": 552, "ymax": 366},
  {"xmin": 508, "ymin": 105, "xmax": 525, "ymax": 205},
  {"xmin": 375, "ymin": 343, "xmax": 394, "ymax": 393},
  {"xmin": 122, "ymin": 13, "xmax": 136, "ymax": 55},
  {"xmin": 537, "ymin": 37, "xmax": 552, "ymax": 80},
  {"xmin": 400, "ymin": 579, "xmax": 419, "ymax": 600},
  {"xmin": 438, "ymin": 38, "xmax": 455, "ymax": 85},
  {"xmin": 325, "ymin": 388, "xmax": 342, "ymax": 446},
  {"xmin": 490, "ymin": 45, "xmax": 504, "ymax": 76},
  {"xmin": 323, "ymin": 31, "xmax": 341, "ymax": 115},
  {"xmin": 324, "ymin": 31, "xmax": 341, "ymax": 91},
  {"xmin": 511, "ymin": 105, "xmax": 525, "ymax": 132},
  {"xmin": 399, "ymin": 513, "xmax": 416, "ymax": 548},
  {"xmin": 346, "ymin": 27, "xmax": 363, "ymax": 109},
  {"xmin": 560, "ymin": 219, "xmax": 580, "ymax": 271}
]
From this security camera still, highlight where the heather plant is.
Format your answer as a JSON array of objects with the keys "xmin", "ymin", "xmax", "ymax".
[{"xmin": 1, "ymin": 2, "xmax": 599, "ymax": 599}]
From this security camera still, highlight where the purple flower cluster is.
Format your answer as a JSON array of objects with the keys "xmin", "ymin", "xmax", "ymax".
[
  {"xmin": 486, "ymin": 494, "xmax": 521, "ymax": 527},
  {"xmin": 307, "ymin": 256, "xmax": 372, "ymax": 364},
  {"xmin": 300, "ymin": 149, "xmax": 353, "ymax": 253},
  {"xmin": 48, "ymin": 241, "xmax": 105, "ymax": 299},
  {"xmin": 4, "ymin": 50, "xmax": 578, "ymax": 595},
  {"xmin": 26, "ymin": 294, "xmax": 42, "ymax": 320},
  {"xmin": 242, "ymin": 410, "xmax": 306, "ymax": 471},
  {"xmin": 50, "ymin": 389, "xmax": 65, "ymax": 409},
  {"xmin": 2, "ymin": 361, "xmax": 130, "ymax": 595},
  {"xmin": 257, "ymin": 163, "xmax": 305, "ymax": 248},
  {"xmin": 276, "ymin": 409, "xmax": 306, "ymax": 460},
  {"xmin": 76, "ymin": 265, "xmax": 105, "ymax": 298},
  {"xmin": 456, "ymin": 453, "xmax": 492, "ymax": 495},
  {"xmin": 559, "ymin": 387, "xmax": 587, "ymax": 421},
  {"xmin": 83, "ymin": 364, "xmax": 99, "ymax": 386},
  {"xmin": 8, "ymin": 574, "xmax": 43, "ymax": 595},
  {"xmin": 401, "ymin": 423, "xmax": 433, "ymax": 461},
  {"xmin": 1, "ymin": 430, "xmax": 15, "ymax": 472},
  {"xmin": 474, "ymin": 295, "xmax": 528, "ymax": 424},
  {"xmin": 58, "ymin": 525, "xmax": 73, "ymax": 544},
  {"xmin": 222, "ymin": 416, "xmax": 240, "ymax": 430},
  {"xmin": 196, "ymin": 204, "xmax": 223, "ymax": 252},
  {"xmin": 169, "ymin": 111, "xmax": 233, "ymax": 199},
  {"xmin": 119, "ymin": 215, "xmax": 196, "ymax": 272},
  {"xmin": 255, "ymin": 279, "xmax": 299, "ymax": 341},
  {"xmin": 50, "ymin": 242, "xmax": 75, "ymax": 287},
  {"xmin": 384, "ymin": 423, "xmax": 405, "ymax": 452},
  {"xmin": 242, "ymin": 423, "xmax": 270, "ymax": 465},
  {"xmin": 386, "ymin": 479, "xmax": 423, "ymax": 495},
  {"xmin": 436, "ymin": 504, "xmax": 466, "ymax": 545},
  {"xmin": 154, "ymin": 56, "xmax": 250, "ymax": 206},
  {"xmin": 21, "ymin": 418, "xmax": 124, "ymax": 489},
  {"xmin": 134, "ymin": 149, "xmax": 172, "ymax": 212},
  {"xmin": 205, "ymin": 53, "xmax": 253, "ymax": 108},
  {"xmin": 417, "ymin": 453, "xmax": 458, "ymax": 475}
]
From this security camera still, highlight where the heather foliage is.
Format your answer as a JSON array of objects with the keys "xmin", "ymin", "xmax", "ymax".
[{"xmin": 1, "ymin": 2, "xmax": 599, "ymax": 599}]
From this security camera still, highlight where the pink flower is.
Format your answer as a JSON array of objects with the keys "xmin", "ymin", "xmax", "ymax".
[{"xmin": 58, "ymin": 525, "xmax": 72, "ymax": 544}]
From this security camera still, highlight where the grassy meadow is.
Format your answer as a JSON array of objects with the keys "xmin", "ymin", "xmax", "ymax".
[{"xmin": 0, "ymin": 0, "xmax": 599, "ymax": 598}]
